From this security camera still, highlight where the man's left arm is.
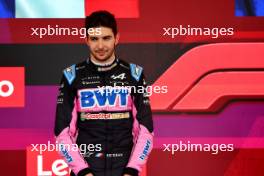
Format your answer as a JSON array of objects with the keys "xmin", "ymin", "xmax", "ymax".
[{"xmin": 123, "ymin": 69, "xmax": 154, "ymax": 176}]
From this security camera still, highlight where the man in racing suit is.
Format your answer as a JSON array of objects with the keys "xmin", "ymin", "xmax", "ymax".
[{"xmin": 54, "ymin": 11, "xmax": 154, "ymax": 176}]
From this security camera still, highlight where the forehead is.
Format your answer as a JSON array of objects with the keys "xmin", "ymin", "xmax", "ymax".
[{"xmin": 89, "ymin": 26, "xmax": 114, "ymax": 37}]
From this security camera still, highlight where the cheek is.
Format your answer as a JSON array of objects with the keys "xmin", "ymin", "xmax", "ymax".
[
  {"xmin": 89, "ymin": 44, "xmax": 97, "ymax": 51},
  {"xmin": 106, "ymin": 41, "xmax": 116, "ymax": 49}
]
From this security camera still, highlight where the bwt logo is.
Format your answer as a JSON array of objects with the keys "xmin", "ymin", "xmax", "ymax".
[
  {"xmin": 79, "ymin": 88, "xmax": 129, "ymax": 109},
  {"xmin": 140, "ymin": 140, "xmax": 151, "ymax": 160},
  {"xmin": 0, "ymin": 67, "xmax": 25, "ymax": 107}
]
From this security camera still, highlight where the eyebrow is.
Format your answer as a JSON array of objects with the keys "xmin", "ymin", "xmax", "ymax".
[
  {"xmin": 103, "ymin": 35, "xmax": 112, "ymax": 39},
  {"xmin": 89, "ymin": 35, "xmax": 112, "ymax": 39}
]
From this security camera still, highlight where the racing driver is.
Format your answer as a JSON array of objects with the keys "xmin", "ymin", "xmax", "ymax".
[{"xmin": 54, "ymin": 11, "xmax": 154, "ymax": 176}]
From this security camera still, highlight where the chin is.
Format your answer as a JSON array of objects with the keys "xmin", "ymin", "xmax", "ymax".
[
  {"xmin": 95, "ymin": 56, "xmax": 109, "ymax": 62},
  {"xmin": 97, "ymin": 56, "xmax": 107, "ymax": 60}
]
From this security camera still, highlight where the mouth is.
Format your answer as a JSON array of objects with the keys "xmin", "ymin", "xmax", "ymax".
[{"xmin": 96, "ymin": 51, "xmax": 107, "ymax": 56}]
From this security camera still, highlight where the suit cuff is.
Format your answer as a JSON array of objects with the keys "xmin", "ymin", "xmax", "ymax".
[
  {"xmin": 77, "ymin": 167, "xmax": 93, "ymax": 176},
  {"xmin": 123, "ymin": 167, "xmax": 139, "ymax": 176}
]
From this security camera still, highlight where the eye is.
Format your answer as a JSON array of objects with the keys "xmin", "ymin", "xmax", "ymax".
[
  {"xmin": 90, "ymin": 37, "xmax": 98, "ymax": 41},
  {"xmin": 103, "ymin": 36, "xmax": 112, "ymax": 40}
]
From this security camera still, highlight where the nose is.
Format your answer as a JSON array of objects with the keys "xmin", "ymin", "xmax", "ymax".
[{"xmin": 97, "ymin": 39, "xmax": 104, "ymax": 49}]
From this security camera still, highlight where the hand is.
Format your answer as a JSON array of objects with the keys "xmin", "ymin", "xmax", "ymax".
[
  {"xmin": 123, "ymin": 174, "xmax": 132, "ymax": 176},
  {"xmin": 85, "ymin": 174, "xmax": 94, "ymax": 176}
]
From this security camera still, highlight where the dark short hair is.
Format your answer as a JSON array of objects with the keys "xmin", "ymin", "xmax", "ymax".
[{"xmin": 85, "ymin": 10, "xmax": 117, "ymax": 36}]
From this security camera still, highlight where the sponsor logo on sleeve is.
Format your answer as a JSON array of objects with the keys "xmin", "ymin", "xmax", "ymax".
[{"xmin": 139, "ymin": 140, "xmax": 151, "ymax": 160}]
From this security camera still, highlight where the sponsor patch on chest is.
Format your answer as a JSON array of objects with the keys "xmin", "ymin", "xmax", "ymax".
[{"xmin": 77, "ymin": 87, "xmax": 132, "ymax": 112}]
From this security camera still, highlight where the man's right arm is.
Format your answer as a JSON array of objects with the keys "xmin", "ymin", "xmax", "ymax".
[{"xmin": 54, "ymin": 66, "xmax": 93, "ymax": 176}]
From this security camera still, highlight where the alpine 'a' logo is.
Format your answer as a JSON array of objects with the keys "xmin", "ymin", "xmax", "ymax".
[{"xmin": 111, "ymin": 73, "xmax": 126, "ymax": 80}]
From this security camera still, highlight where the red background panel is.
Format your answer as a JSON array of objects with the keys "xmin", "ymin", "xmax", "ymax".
[
  {"xmin": 150, "ymin": 43, "xmax": 264, "ymax": 111},
  {"xmin": 174, "ymin": 72, "xmax": 264, "ymax": 112},
  {"xmin": 2, "ymin": 149, "xmax": 264, "ymax": 176},
  {"xmin": 26, "ymin": 147, "xmax": 147, "ymax": 176},
  {"xmin": 0, "ymin": 151, "xmax": 26, "ymax": 175}
]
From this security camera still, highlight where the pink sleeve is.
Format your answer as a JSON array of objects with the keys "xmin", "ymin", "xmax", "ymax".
[
  {"xmin": 127, "ymin": 124, "xmax": 154, "ymax": 172},
  {"xmin": 55, "ymin": 100, "xmax": 90, "ymax": 175}
]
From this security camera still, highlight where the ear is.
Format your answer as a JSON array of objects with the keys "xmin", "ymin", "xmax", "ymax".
[{"xmin": 115, "ymin": 32, "xmax": 120, "ymax": 45}]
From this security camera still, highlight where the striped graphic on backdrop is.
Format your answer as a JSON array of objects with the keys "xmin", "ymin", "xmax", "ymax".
[{"xmin": 0, "ymin": 0, "xmax": 139, "ymax": 18}]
